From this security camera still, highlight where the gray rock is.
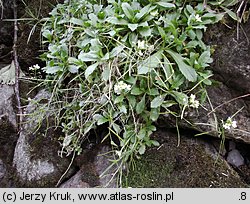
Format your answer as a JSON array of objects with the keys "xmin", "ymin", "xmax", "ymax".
[
  {"xmin": 13, "ymin": 89, "xmax": 76, "ymax": 187},
  {"xmin": 60, "ymin": 171, "xmax": 90, "ymax": 188},
  {"xmin": 0, "ymin": 159, "xmax": 6, "ymax": 180},
  {"xmin": 205, "ymin": 21, "xmax": 250, "ymax": 93},
  {"xmin": 228, "ymin": 141, "xmax": 236, "ymax": 152},
  {"xmin": 161, "ymin": 84, "xmax": 250, "ymax": 144},
  {"xmin": 60, "ymin": 145, "xmax": 118, "ymax": 188},
  {"xmin": 0, "ymin": 84, "xmax": 17, "ymax": 128},
  {"xmin": 227, "ymin": 149, "xmax": 245, "ymax": 167},
  {"xmin": 94, "ymin": 145, "xmax": 118, "ymax": 188}
]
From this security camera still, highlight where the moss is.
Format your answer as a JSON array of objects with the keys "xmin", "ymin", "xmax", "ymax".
[{"xmin": 123, "ymin": 130, "xmax": 247, "ymax": 188}]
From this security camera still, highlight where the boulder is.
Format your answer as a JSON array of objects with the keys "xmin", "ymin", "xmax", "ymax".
[
  {"xmin": 0, "ymin": 0, "xmax": 13, "ymax": 62},
  {"xmin": 0, "ymin": 84, "xmax": 18, "ymax": 187},
  {"xmin": 13, "ymin": 90, "xmax": 76, "ymax": 187},
  {"xmin": 0, "ymin": 84, "xmax": 17, "ymax": 128},
  {"xmin": 60, "ymin": 145, "xmax": 118, "ymax": 188},
  {"xmin": 124, "ymin": 130, "xmax": 247, "ymax": 187},
  {"xmin": 0, "ymin": 159, "xmax": 6, "ymax": 180},
  {"xmin": 161, "ymin": 83, "xmax": 250, "ymax": 144},
  {"xmin": 227, "ymin": 149, "xmax": 245, "ymax": 167}
]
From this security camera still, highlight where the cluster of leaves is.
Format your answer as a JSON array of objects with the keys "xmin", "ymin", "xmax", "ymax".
[{"xmin": 39, "ymin": 0, "xmax": 236, "ymax": 172}]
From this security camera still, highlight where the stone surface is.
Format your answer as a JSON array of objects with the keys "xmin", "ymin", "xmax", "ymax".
[
  {"xmin": 205, "ymin": 21, "xmax": 250, "ymax": 93},
  {"xmin": 60, "ymin": 171, "xmax": 90, "ymax": 188},
  {"xmin": 60, "ymin": 145, "xmax": 118, "ymax": 188},
  {"xmin": 227, "ymin": 149, "xmax": 245, "ymax": 167},
  {"xmin": 124, "ymin": 130, "xmax": 247, "ymax": 187},
  {"xmin": 160, "ymin": 83, "xmax": 250, "ymax": 144},
  {"xmin": 0, "ymin": 84, "xmax": 17, "ymax": 128},
  {"xmin": 94, "ymin": 145, "xmax": 117, "ymax": 188},
  {"xmin": 0, "ymin": 159, "xmax": 6, "ymax": 180},
  {"xmin": 13, "ymin": 90, "xmax": 76, "ymax": 187}
]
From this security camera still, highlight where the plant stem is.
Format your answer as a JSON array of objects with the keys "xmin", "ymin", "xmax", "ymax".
[{"xmin": 13, "ymin": 0, "xmax": 23, "ymax": 130}]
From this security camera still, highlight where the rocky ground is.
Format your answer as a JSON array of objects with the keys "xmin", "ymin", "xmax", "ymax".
[{"xmin": 0, "ymin": 0, "xmax": 250, "ymax": 187}]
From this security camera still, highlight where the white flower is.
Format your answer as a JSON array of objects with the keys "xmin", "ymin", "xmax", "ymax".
[
  {"xmin": 137, "ymin": 40, "xmax": 146, "ymax": 50},
  {"xmin": 232, "ymin": 120, "xmax": 237, "ymax": 128},
  {"xmin": 114, "ymin": 81, "xmax": 131, "ymax": 95},
  {"xmin": 29, "ymin": 64, "xmax": 40, "ymax": 71},
  {"xmin": 189, "ymin": 94, "xmax": 199, "ymax": 108},
  {"xmin": 190, "ymin": 94, "xmax": 196, "ymax": 102},
  {"xmin": 190, "ymin": 100, "xmax": 199, "ymax": 109},
  {"xmin": 195, "ymin": 14, "xmax": 202, "ymax": 22},
  {"xmin": 222, "ymin": 117, "xmax": 237, "ymax": 130},
  {"xmin": 223, "ymin": 123, "xmax": 231, "ymax": 130}
]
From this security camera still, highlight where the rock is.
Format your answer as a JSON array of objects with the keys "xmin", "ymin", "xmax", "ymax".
[
  {"xmin": 0, "ymin": 84, "xmax": 18, "ymax": 187},
  {"xmin": 60, "ymin": 145, "xmax": 118, "ymax": 188},
  {"xmin": 205, "ymin": 20, "xmax": 250, "ymax": 93},
  {"xmin": 0, "ymin": 84, "xmax": 17, "ymax": 128},
  {"xmin": 0, "ymin": 159, "xmax": 6, "ymax": 180},
  {"xmin": 160, "ymin": 83, "xmax": 250, "ymax": 144},
  {"xmin": 227, "ymin": 149, "xmax": 245, "ymax": 167},
  {"xmin": 13, "ymin": 89, "xmax": 76, "ymax": 187},
  {"xmin": 124, "ymin": 130, "xmax": 247, "ymax": 187},
  {"xmin": 228, "ymin": 141, "xmax": 236, "ymax": 152},
  {"xmin": 94, "ymin": 145, "xmax": 117, "ymax": 188},
  {"xmin": 60, "ymin": 171, "xmax": 90, "ymax": 188}
]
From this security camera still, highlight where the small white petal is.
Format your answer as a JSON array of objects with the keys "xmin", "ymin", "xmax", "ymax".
[{"xmin": 232, "ymin": 121, "xmax": 237, "ymax": 128}]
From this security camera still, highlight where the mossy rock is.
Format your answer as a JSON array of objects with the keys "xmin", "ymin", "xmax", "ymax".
[{"xmin": 123, "ymin": 130, "xmax": 248, "ymax": 188}]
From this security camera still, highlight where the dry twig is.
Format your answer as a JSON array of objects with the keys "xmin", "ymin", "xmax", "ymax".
[{"xmin": 13, "ymin": 0, "xmax": 23, "ymax": 130}]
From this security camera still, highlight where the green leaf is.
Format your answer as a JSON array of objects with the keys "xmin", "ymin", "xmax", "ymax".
[
  {"xmin": 45, "ymin": 66, "xmax": 62, "ymax": 74},
  {"xmin": 156, "ymin": 2, "xmax": 175, "ymax": 9},
  {"xmin": 129, "ymin": 33, "xmax": 138, "ymax": 47},
  {"xmin": 137, "ymin": 128, "xmax": 146, "ymax": 140},
  {"xmin": 151, "ymin": 95, "xmax": 165, "ymax": 108},
  {"xmin": 138, "ymin": 51, "xmax": 162, "ymax": 75},
  {"xmin": 171, "ymin": 91, "xmax": 188, "ymax": 106},
  {"xmin": 166, "ymin": 49, "xmax": 197, "ymax": 82},
  {"xmin": 85, "ymin": 63, "xmax": 99, "ymax": 79},
  {"xmin": 122, "ymin": 3, "xmax": 134, "ymax": 20},
  {"xmin": 78, "ymin": 51, "xmax": 99, "ymax": 62},
  {"xmin": 93, "ymin": 114, "xmax": 103, "ymax": 121},
  {"xmin": 97, "ymin": 115, "xmax": 109, "ymax": 125},
  {"xmin": 131, "ymin": 87, "xmax": 144, "ymax": 95},
  {"xmin": 136, "ymin": 94, "xmax": 146, "ymax": 114},
  {"xmin": 101, "ymin": 66, "xmax": 110, "ymax": 81},
  {"xmin": 68, "ymin": 65, "xmax": 79, "ymax": 74},
  {"xmin": 150, "ymin": 108, "xmax": 160, "ymax": 121},
  {"xmin": 114, "ymin": 95, "xmax": 124, "ymax": 104},
  {"xmin": 146, "ymin": 88, "xmax": 159, "ymax": 96},
  {"xmin": 107, "ymin": 17, "xmax": 128, "ymax": 25},
  {"xmin": 112, "ymin": 123, "xmax": 121, "ymax": 134},
  {"xmin": 138, "ymin": 26, "xmax": 152, "ymax": 37},
  {"xmin": 84, "ymin": 122, "xmax": 95, "ymax": 135},
  {"xmin": 198, "ymin": 50, "xmax": 213, "ymax": 67},
  {"xmin": 135, "ymin": 4, "xmax": 155, "ymax": 21},
  {"xmin": 158, "ymin": 26, "xmax": 166, "ymax": 39},
  {"xmin": 222, "ymin": 6, "xmax": 238, "ymax": 21},
  {"xmin": 109, "ymin": 45, "xmax": 124, "ymax": 58},
  {"xmin": 126, "ymin": 95, "xmax": 136, "ymax": 108},
  {"xmin": 119, "ymin": 105, "xmax": 127, "ymax": 114},
  {"xmin": 70, "ymin": 18, "xmax": 84, "ymax": 26},
  {"xmin": 128, "ymin": 23, "xmax": 138, "ymax": 31},
  {"xmin": 138, "ymin": 144, "xmax": 146, "ymax": 155},
  {"xmin": 151, "ymin": 140, "xmax": 160, "ymax": 146},
  {"xmin": 161, "ymin": 100, "xmax": 177, "ymax": 109}
]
